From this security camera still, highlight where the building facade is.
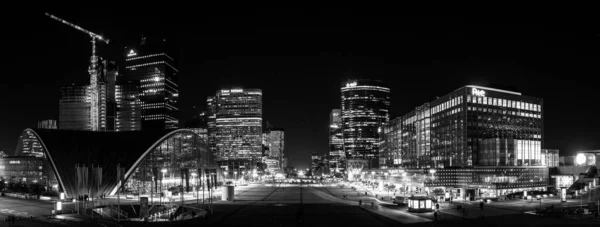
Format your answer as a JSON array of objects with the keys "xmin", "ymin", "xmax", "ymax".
[
  {"xmin": 208, "ymin": 88, "xmax": 263, "ymax": 162},
  {"xmin": 59, "ymin": 85, "xmax": 90, "ymax": 130},
  {"xmin": 124, "ymin": 38, "xmax": 179, "ymax": 131},
  {"xmin": 263, "ymin": 128, "xmax": 284, "ymax": 172},
  {"xmin": 37, "ymin": 120, "xmax": 57, "ymax": 129},
  {"xmin": 541, "ymin": 149, "xmax": 559, "ymax": 167},
  {"xmin": 115, "ymin": 80, "xmax": 142, "ymax": 131},
  {"xmin": 341, "ymin": 79, "xmax": 391, "ymax": 169},
  {"xmin": 329, "ymin": 109, "xmax": 345, "ymax": 171},
  {"xmin": 380, "ymin": 85, "xmax": 547, "ymax": 198}
]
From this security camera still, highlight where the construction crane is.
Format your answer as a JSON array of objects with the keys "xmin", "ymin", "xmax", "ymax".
[{"xmin": 46, "ymin": 13, "xmax": 109, "ymax": 131}]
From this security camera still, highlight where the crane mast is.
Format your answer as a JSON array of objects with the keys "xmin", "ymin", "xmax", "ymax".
[{"xmin": 46, "ymin": 13, "xmax": 109, "ymax": 131}]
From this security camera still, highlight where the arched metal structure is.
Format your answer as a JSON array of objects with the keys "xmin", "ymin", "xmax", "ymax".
[{"xmin": 14, "ymin": 128, "xmax": 216, "ymax": 199}]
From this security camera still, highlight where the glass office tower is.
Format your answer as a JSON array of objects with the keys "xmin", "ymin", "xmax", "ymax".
[
  {"xmin": 209, "ymin": 88, "xmax": 263, "ymax": 161},
  {"xmin": 59, "ymin": 85, "xmax": 90, "ymax": 130},
  {"xmin": 124, "ymin": 37, "xmax": 179, "ymax": 131},
  {"xmin": 341, "ymin": 79, "xmax": 390, "ymax": 169},
  {"xmin": 329, "ymin": 109, "xmax": 345, "ymax": 170}
]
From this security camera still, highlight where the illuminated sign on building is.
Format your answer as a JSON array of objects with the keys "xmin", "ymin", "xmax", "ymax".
[
  {"xmin": 230, "ymin": 89, "xmax": 243, "ymax": 93},
  {"xmin": 127, "ymin": 50, "xmax": 137, "ymax": 57},
  {"xmin": 346, "ymin": 82, "xmax": 357, "ymax": 88},
  {"xmin": 472, "ymin": 88, "xmax": 486, "ymax": 97}
]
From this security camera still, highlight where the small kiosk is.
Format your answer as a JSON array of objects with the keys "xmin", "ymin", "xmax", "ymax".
[{"xmin": 407, "ymin": 196, "xmax": 434, "ymax": 213}]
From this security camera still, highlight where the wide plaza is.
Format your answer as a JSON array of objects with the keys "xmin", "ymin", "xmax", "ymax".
[{"xmin": 2, "ymin": 182, "xmax": 600, "ymax": 226}]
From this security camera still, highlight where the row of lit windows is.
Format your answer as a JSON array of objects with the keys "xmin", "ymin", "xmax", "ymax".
[
  {"xmin": 126, "ymin": 53, "xmax": 174, "ymax": 61},
  {"xmin": 467, "ymin": 95, "xmax": 541, "ymax": 112},
  {"xmin": 126, "ymin": 61, "xmax": 179, "ymax": 73}
]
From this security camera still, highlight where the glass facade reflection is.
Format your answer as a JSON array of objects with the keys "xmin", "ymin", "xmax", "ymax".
[
  {"xmin": 124, "ymin": 131, "xmax": 218, "ymax": 197},
  {"xmin": 208, "ymin": 88, "xmax": 263, "ymax": 161},
  {"xmin": 341, "ymin": 79, "xmax": 390, "ymax": 169}
]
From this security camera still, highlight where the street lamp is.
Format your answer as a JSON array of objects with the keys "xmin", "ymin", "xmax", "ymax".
[{"xmin": 161, "ymin": 168, "xmax": 167, "ymax": 205}]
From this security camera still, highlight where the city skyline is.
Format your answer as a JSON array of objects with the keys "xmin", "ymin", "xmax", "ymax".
[{"xmin": 2, "ymin": 10, "xmax": 600, "ymax": 169}]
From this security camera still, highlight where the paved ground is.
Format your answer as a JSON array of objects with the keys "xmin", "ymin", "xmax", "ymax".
[{"xmin": 2, "ymin": 183, "xmax": 600, "ymax": 226}]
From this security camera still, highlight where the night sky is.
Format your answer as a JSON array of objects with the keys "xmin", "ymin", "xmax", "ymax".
[{"xmin": 2, "ymin": 10, "xmax": 599, "ymax": 169}]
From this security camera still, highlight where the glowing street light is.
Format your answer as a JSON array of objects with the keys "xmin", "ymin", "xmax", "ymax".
[{"xmin": 576, "ymin": 153, "xmax": 587, "ymax": 165}]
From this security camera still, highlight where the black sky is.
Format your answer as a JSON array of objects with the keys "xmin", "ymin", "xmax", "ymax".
[{"xmin": 1, "ymin": 9, "xmax": 599, "ymax": 169}]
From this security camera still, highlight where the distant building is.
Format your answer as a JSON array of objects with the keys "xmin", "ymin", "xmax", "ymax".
[
  {"xmin": 541, "ymin": 149, "xmax": 559, "ymax": 167},
  {"xmin": 208, "ymin": 88, "xmax": 263, "ymax": 161},
  {"xmin": 206, "ymin": 96, "xmax": 218, "ymax": 154},
  {"xmin": 311, "ymin": 153, "xmax": 330, "ymax": 176},
  {"xmin": 263, "ymin": 127, "xmax": 284, "ymax": 171},
  {"xmin": 0, "ymin": 156, "xmax": 56, "ymax": 188},
  {"xmin": 262, "ymin": 157, "xmax": 280, "ymax": 174},
  {"xmin": 115, "ymin": 80, "xmax": 142, "ymax": 131},
  {"xmin": 341, "ymin": 79, "xmax": 390, "ymax": 169},
  {"xmin": 37, "ymin": 120, "xmax": 57, "ymax": 129},
  {"xmin": 329, "ymin": 109, "xmax": 344, "ymax": 171},
  {"xmin": 59, "ymin": 85, "xmax": 90, "ymax": 130},
  {"xmin": 207, "ymin": 88, "xmax": 263, "ymax": 177},
  {"xmin": 124, "ymin": 37, "xmax": 179, "ymax": 131},
  {"xmin": 14, "ymin": 130, "xmax": 46, "ymax": 158},
  {"xmin": 185, "ymin": 110, "xmax": 208, "ymax": 141}
]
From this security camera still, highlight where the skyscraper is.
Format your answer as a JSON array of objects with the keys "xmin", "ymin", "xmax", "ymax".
[
  {"xmin": 341, "ymin": 79, "xmax": 391, "ymax": 169},
  {"xmin": 102, "ymin": 60, "xmax": 118, "ymax": 131},
  {"xmin": 59, "ymin": 85, "xmax": 90, "ymax": 130},
  {"xmin": 329, "ymin": 109, "xmax": 344, "ymax": 171},
  {"xmin": 264, "ymin": 127, "xmax": 285, "ymax": 171},
  {"xmin": 37, "ymin": 119, "xmax": 57, "ymax": 129},
  {"xmin": 115, "ymin": 80, "xmax": 142, "ymax": 131},
  {"xmin": 264, "ymin": 128, "xmax": 284, "ymax": 158},
  {"xmin": 209, "ymin": 88, "xmax": 263, "ymax": 161},
  {"xmin": 206, "ymin": 96, "xmax": 218, "ymax": 154},
  {"xmin": 124, "ymin": 37, "xmax": 179, "ymax": 131}
]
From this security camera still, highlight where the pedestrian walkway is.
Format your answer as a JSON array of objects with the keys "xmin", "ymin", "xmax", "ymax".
[{"xmin": 307, "ymin": 187, "xmax": 432, "ymax": 224}]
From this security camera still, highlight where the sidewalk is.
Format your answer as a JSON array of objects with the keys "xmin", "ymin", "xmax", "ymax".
[{"xmin": 308, "ymin": 187, "xmax": 432, "ymax": 224}]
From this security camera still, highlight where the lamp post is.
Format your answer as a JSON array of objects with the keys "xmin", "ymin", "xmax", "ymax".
[{"xmin": 161, "ymin": 168, "xmax": 167, "ymax": 205}]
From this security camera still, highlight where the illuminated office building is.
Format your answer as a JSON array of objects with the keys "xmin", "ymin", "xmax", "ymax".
[
  {"xmin": 264, "ymin": 129, "xmax": 284, "ymax": 158},
  {"xmin": 329, "ymin": 109, "xmax": 345, "ymax": 170},
  {"xmin": 206, "ymin": 96, "xmax": 218, "ymax": 154},
  {"xmin": 115, "ymin": 80, "xmax": 142, "ymax": 131},
  {"xmin": 263, "ymin": 128, "xmax": 284, "ymax": 171},
  {"xmin": 341, "ymin": 79, "xmax": 391, "ymax": 169},
  {"xmin": 381, "ymin": 85, "xmax": 547, "ymax": 199},
  {"xmin": 124, "ymin": 37, "xmax": 179, "ymax": 131},
  {"xmin": 208, "ymin": 88, "xmax": 262, "ymax": 161},
  {"xmin": 59, "ymin": 85, "xmax": 90, "ymax": 130},
  {"xmin": 37, "ymin": 120, "xmax": 57, "ymax": 129}
]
